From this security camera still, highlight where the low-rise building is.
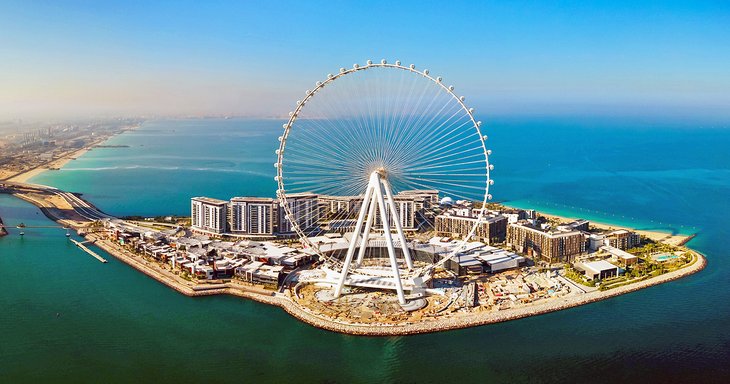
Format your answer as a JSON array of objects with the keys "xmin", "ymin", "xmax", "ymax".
[
  {"xmin": 576, "ymin": 260, "xmax": 621, "ymax": 280},
  {"xmin": 601, "ymin": 245, "xmax": 639, "ymax": 265},
  {"xmin": 235, "ymin": 261, "xmax": 284, "ymax": 285}
]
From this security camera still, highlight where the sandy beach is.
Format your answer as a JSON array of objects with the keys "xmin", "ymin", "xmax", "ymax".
[
  {"xmin": 6, "ymin": 146, "xmax": 94, "ymax": 183},
  {"xmin": 537, "ymin": 211, "xmax": 690, "ymax": 246}
]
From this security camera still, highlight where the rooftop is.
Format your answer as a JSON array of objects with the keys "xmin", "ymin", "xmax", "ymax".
[{"xmin": 192, "ymin": 196, "xmax": 228, "ymax": 205}]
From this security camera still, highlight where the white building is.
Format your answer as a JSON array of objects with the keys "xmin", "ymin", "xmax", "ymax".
[
  {"xmin": 318, "ymin": 195, "xmax": 362, "ymax": 217},
  {"xmin": 374, "ymin": 196, "xmax": 416, "ymax": 230},
  {"xmin": 577, "ymin": 260, "xmax": 621, "ymax": 280},
  {"xmin": 229, "ymin": 197, "xmax": 276, "ymax": 236},
  {"xmin": 278, "ymin": 192, "xmax": 319, "ymax": 233},
  {"xmin": 191, "ymin": 197, "xmax": 228, "ymax": 234}
]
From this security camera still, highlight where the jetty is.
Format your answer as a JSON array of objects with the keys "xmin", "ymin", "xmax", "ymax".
[{"xmin": 70, "ymin": 238, "xmax": 108, "ymax": 263}]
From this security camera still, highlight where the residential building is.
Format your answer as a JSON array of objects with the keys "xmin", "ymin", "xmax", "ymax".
[
  {"xmin": 278, "ymin": 192, "xmax": 319, "ymax": 233},
  {"xmin": 191, "ymin": 197, "xmax": 228, "ymax": 234},
  {"xmin": 374, "ymin": 195, "xmax": 417, "ymax": 230},
  {"xmin": 435, "ymin": 213, "xmax": 507, "ymax": 244},
  {"xmin": 318, "ymin": 195, "xmax": 362, "ymax": 218},
  {"xmin": 229, "ymin": 197, "xmax": 277, "ymax": 236},
  {"xmin": 506, "ymin": 222, "xmax": 586, "ymax": 263},
  {"xmin": 606, "ymin": 230, "xmax": 641, "ymax": 250}
]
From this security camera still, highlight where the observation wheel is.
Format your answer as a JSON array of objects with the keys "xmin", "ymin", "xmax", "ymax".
[{"xmin": 275, "ymin": 60, "xmax": 493, "ymax": 304}]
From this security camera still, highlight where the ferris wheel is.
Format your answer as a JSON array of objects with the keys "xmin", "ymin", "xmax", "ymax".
[{"xmin": 275, "ymin": 60, "xmax": 492, "ymax": 305}]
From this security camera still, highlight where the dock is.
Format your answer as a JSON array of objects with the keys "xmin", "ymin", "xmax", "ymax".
[{"xmin": 69, "ymin": 238, "xmax": 108, "ymax": 263}]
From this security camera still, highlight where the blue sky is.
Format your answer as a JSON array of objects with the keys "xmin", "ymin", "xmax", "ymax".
[{"xmin": 1, "ymin": 0, "xmax": 728, "ymax": 119}]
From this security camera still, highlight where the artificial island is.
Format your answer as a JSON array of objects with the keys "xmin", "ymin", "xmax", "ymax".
[{"xmin": 0, "ymin": 60, "xmax": 705, "ymax": 336}]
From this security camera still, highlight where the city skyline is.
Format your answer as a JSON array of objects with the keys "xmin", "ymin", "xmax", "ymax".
[{"xmin": 1, "ymin": 0, "xmax": 729, "ymax": 120}]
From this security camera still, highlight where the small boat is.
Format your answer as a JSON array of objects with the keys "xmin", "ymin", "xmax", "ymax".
[{"xmin": 19, "ymin": 231, "xmax": 25, "ymax": 236}]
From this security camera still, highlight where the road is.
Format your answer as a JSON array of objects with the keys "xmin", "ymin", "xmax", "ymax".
[{"xmin": 0, "ymin": 181, "xmax": 113, "ymax": 222}]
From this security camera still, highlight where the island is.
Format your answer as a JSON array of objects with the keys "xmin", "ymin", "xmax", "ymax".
[{"xmin": 0, "ymin": 173, "xmax": 706, "ymax": 336}]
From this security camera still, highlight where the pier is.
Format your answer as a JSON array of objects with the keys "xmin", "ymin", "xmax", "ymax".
[{"xmin": 70, "ymin": 238, "xmax": 108, "ymax": 263}]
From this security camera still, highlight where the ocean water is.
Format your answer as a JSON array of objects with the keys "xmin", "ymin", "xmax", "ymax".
[{"xmin": 2, "ymin": 117, "xmax": 729, "ymax": 383}]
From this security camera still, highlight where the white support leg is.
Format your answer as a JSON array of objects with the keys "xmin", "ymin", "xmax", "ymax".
[
  {"xmin": 333, "ymin": 179, "xmax": 375, "ymax": 298},
  {"xmin": 382, "ymin": 178, "xmax": 414, "ymax": 270},
  {"xmin": 373, "ymin": 174, "xmax": 407, "ymax": 305},
  {"xmin": 355, "ymin": 192, "xmax": 378, "ymax": 266}
]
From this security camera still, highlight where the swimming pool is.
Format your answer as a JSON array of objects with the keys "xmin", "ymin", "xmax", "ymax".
[{"xmin": 655, "ymin": 254, "xmax": 679, "ymax": 262}]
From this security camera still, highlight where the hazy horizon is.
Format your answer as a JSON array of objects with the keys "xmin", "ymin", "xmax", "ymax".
[{"xmin": 1, "ymin": 1, "xmax": 729, "ymax": 121}]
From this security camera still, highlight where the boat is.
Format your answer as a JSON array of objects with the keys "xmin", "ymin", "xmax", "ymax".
[{"xmin": 19, "ymin": 231, "xmax": 24, "ymax": 236}]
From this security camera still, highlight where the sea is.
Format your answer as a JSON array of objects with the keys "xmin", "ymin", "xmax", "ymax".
[{"xmin": 1, "ymin": 117, "xmax": 729, "ymax": 383}]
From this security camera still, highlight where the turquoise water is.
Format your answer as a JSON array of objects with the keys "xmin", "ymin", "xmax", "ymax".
[
  {"xmin": 3, "ymin": 117, "xmax": 730, "ymax": 382},
  {"xmin": 656, "ymin": 254, "xmax": 680, "ymax": 262}
]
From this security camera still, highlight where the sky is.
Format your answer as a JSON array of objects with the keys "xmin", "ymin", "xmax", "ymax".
[{"xmin": 1, "ymin": 0, "xmax": 729, "ymax": 120}]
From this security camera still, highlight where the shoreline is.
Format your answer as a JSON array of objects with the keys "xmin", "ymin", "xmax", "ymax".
[
  {"xmin": 82, "ymin": 230, "xmax": 706, "ymax": 337},
  {"xmin": 5, "ymin": 145, "xmax": 95, "ymax": 183},
  {"xmin": 2, "ymin": 125, "xmax": 138, "ymax": 184}
]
